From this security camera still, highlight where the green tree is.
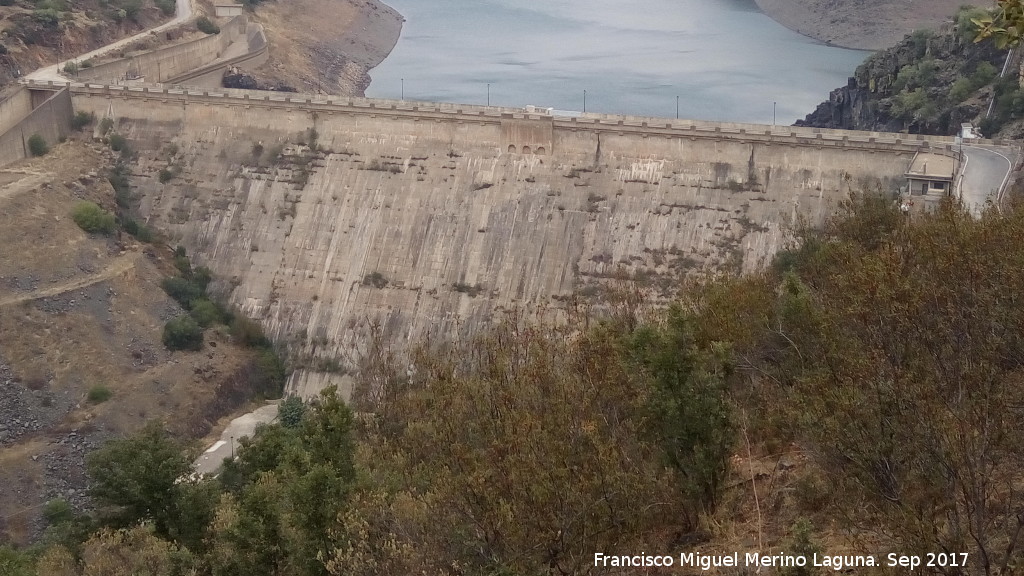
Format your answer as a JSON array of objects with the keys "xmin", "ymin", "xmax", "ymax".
[
  {"xmin": 758, "ymin": 200, "xmax": 1024, "ymax": 575},
  {"xmin": 333, "ymin": 319, "xmax": 684, "ymax": 576},
  {"xmin": 210, "ymin": 388, "xmax": 356, "ymax": 576},
  {"xmin": 85, "ymin": 422, "xmax": 191, "ymax": 537},
  {"xmin": 278, "ymin": 395, "xmax": 306, "ymax": 429},
  {"xmin": 974, "ymin": 0, "xmax": 1024, "ymax": 47},
  {"xmin": 627, "ymin": 308, "xmax": 733, "ymax": 518}
]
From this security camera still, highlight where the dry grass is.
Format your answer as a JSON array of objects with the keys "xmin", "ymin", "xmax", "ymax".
[{"xmin": 0, "ymin": 141, "xmax": 266, "ymax": 545}]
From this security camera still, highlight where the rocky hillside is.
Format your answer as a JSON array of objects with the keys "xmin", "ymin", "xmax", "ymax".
[
  {"xmin": 0, "ymin": 136, "xmax": 284, "ymax": 545},
  {"xmin": 797, "ymin": 8, "xmax": 1011, "ymax": 136},
  {"xmin": 0, "ymin": 0, "xmax": 176, "ymax": 88}
]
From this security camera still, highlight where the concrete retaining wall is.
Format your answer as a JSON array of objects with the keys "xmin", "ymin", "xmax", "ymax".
[
  {"xmin": 0, "ymin": 88, "xmax": 73, "ymax": 166},
  {"xmin": 166, "ymin": 24, "xmax": 268, "ymax": 88},
  {"xmin": 0, "ymin": 88, "xmax": 34, "ymax": 136},
  {"xmin": 74, "ymin": 15, "xmax": 249, "ymax": 84}
]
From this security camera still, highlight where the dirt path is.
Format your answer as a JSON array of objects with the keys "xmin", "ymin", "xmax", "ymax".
[
  {"xmin": 754, "ymin": 0, "xmax": 971, "ymax": 51},
  {"xmin": 25, "ymin": 0, "xmax": 195, "ymax": 83},
  {"xmin": 0, "ymin": 253, "xmax": 138, "ymax": 307},
  {"xmin": 0, "ymin": 170, "xmax": 50, "ymax": 202}
]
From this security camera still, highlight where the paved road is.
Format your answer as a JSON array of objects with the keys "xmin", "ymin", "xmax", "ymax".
[
  {"xmin": 25, "ymin": 0, "xmax": 194, "ymax": 84},
  {"xmin": 193, "ymin": 402, "xmax": 279, "ymax": 476},
  {"xmin": 960, "ymin": 144, "xmax": 1016, "ymax": 215}
]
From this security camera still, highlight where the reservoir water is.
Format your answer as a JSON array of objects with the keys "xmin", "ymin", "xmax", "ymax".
[{"xmin": 366, "ymin": 0, "xmax": 870, "ymax": 124}]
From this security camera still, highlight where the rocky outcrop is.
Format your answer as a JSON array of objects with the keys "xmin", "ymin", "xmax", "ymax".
[
  {"xmin": 797, "ymin": 21, "xmax": 1006, "ymax": 135},
  {"xmin": 223, "ymin": 67, "xmax": 297, "ymax": 92}
]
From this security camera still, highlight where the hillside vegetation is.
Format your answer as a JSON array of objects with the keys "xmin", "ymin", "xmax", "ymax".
[
  {"xmin": 0, "ymin": 0, "xmax": 175, "ymax": 87},
  {"xmin": 798, "ymin": 7, "xmax": 1024, "ymax": 137},
  {"xmin": 0, "ymin": 136, "xmax": 287, "ymax": 547},
  {"xmin": 2, "ymin": 191, "xmax": 1022, "ymax": 575}
]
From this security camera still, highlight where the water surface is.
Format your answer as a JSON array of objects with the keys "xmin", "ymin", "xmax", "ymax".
[{"xmin": 366, "ymin": 0, "xmax": 869, "ymax": 123}]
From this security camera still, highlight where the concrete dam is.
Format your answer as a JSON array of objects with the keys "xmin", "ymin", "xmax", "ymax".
[{"xmin": 16, "ymin": 82, "xmax": 962, "ymax": 396}]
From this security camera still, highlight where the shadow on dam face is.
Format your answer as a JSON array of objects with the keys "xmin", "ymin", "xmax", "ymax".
[{"xmin": 65, "ymin": 86, "xmax": 921, "ymax": 398}]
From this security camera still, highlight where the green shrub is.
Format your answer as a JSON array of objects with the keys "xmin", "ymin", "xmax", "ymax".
[
  {"xmin": 120, "ymin": 0, "xmax": 142, "ymax": 20},
  {"xmin": 98, "ymin": 117, "xmax": 113, "ymax": 135},
  {"xmin": 108, "ymin": 162, "xmax": 132, "ymax": 209},
  {"xmin": 161, "ymin": 276, "xmax": 204, "ymax": 309},
  {"xmin": 190, "ymin": 298, "xmax": 223, "ymax": 327},
  {"xmin": 71, "ymin": 111, "xmax": 95, "ymax": 131},
  {"xmin": 949, "ymin": 77, "xmax": 975, "ymax": 104},
  {"xmin": 87, "ymin": 384, "xmax": 113, "ymax": 403},
  {"xmin": 62, "ymin": 61, "xmax": 79, "ymax": 74},
  {"xmin": 252, "ymin": 347, "xmax": 286, "ymax": 397},
  {"xmin": 196, "ymin": 16, "xmax": 220, "ymax": 34},
  {"xmin": 108, "ymin": 133, "xmax": 128, "ymax": 152},
  {"xmin": 780, "ymin": 519, "xmax": 822, "ymax": 576},
  {"xmin": 155, "ymin": 0, "xmax": 174, "ymax": 15},
  {"xmin": 121, "ymin": 218, "xmax": 153, "ymax": 242},
  {"xmin": 71, "ymin": 201, "xmax": 116, "ymax": 235},
  {"xmin": 191, "ymin": 266, "xmax": 212, "ymax": 291},
  {"xmin": 27, "ymin": 133, "xmax": 48, "ymax": 157},
  {"xmin": 230, "ymin": 315, "xmax": 269, "ymax": 347},
  {"xmin": 31, "ymin": 8, "xmax": 60, "ymax": 24},
  {"xmin": 158, "ymin": 168, "xmax": 173, "ymax": 183},
  {"xmin": 42, "ymin": 499, "xmax": 74, "ymax": 525},
  {"xmin": 163, "ymin": 316, "xmax": 204, "ymax": 350}
]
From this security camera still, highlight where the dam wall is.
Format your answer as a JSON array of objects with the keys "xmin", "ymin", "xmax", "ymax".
[
  {"xmin": 74, "ymin": 15, "xmax": 250, "ymax": 85},
  {"xmin": 38, "ymin": 82, "xmax": 932, "ymax": 397}
]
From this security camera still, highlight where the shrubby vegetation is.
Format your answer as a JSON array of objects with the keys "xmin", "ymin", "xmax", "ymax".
[
  {"xmin": 6, "ymin": 192, "xmax": 1024, "ymax": 575},
  {"xmin": 70, "ymin": 111, "xmax": 95, "ymax": 131},
  {"xmin": 157, "ymin": 248, "xmax": 287, "ymax": 397},
  {"xmin": 27, "ymin": 134, "xmax": 48, "ymax": 157},
  {"xmin": 196, "ymin": 16, "xmax": 219, "ymax": 35},
  {"xmin": 71, "ymin": 201, "xmax": 116, "ymax": 235}
]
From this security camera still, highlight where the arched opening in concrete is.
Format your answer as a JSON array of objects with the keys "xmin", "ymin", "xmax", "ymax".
[
  {"xmin": 536, "ymin": 146, "xmax": 546, "ymax": 155},
  {"xmin": 522, "ymin": 145, "xmax": 532, "ymax": 154},
  {"xmin": 507, "ymin": 145, "xmax": 517, "ymax": 153}
]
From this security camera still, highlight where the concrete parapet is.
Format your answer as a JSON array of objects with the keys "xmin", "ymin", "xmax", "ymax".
[{"xmin": 45, "ymin": 80, "xmax": 975, "ymax": 156}]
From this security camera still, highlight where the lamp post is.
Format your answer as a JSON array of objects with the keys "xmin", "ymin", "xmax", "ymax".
[
  {"xmin": 583, "ymin": 89, "xmax": 587, "ymax": 113},
  {"xmin": 230, "ymin": 436, "xmax": 234, "ymax": 459},
  {"xmin": 401, "ymin": 78, "xmax": 404, "ymax": 100},
  {"xmin": 487, "ymin": 83, "xmax": 490, "ymax": 106},
  {"xmin": 773, "ymin": 101, "xmax": 776, "ymax": 127},
  {"xmin": 676, "ymin": 95, "xmax": 679, "ymax": 120}
]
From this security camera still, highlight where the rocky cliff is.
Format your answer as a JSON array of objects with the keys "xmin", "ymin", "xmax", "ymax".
[{"xmin": 797, "ymin": 14, "xmax": 1008, "ymax": 135}]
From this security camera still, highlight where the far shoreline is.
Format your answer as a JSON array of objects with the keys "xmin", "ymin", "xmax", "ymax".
[
  {"xmin": 359, "ymin": 0, "xmax": 405, "ymax": 96},
  {"xmin": 752, "ymin": 0, "xmax": 970, "ymax": 52}
]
